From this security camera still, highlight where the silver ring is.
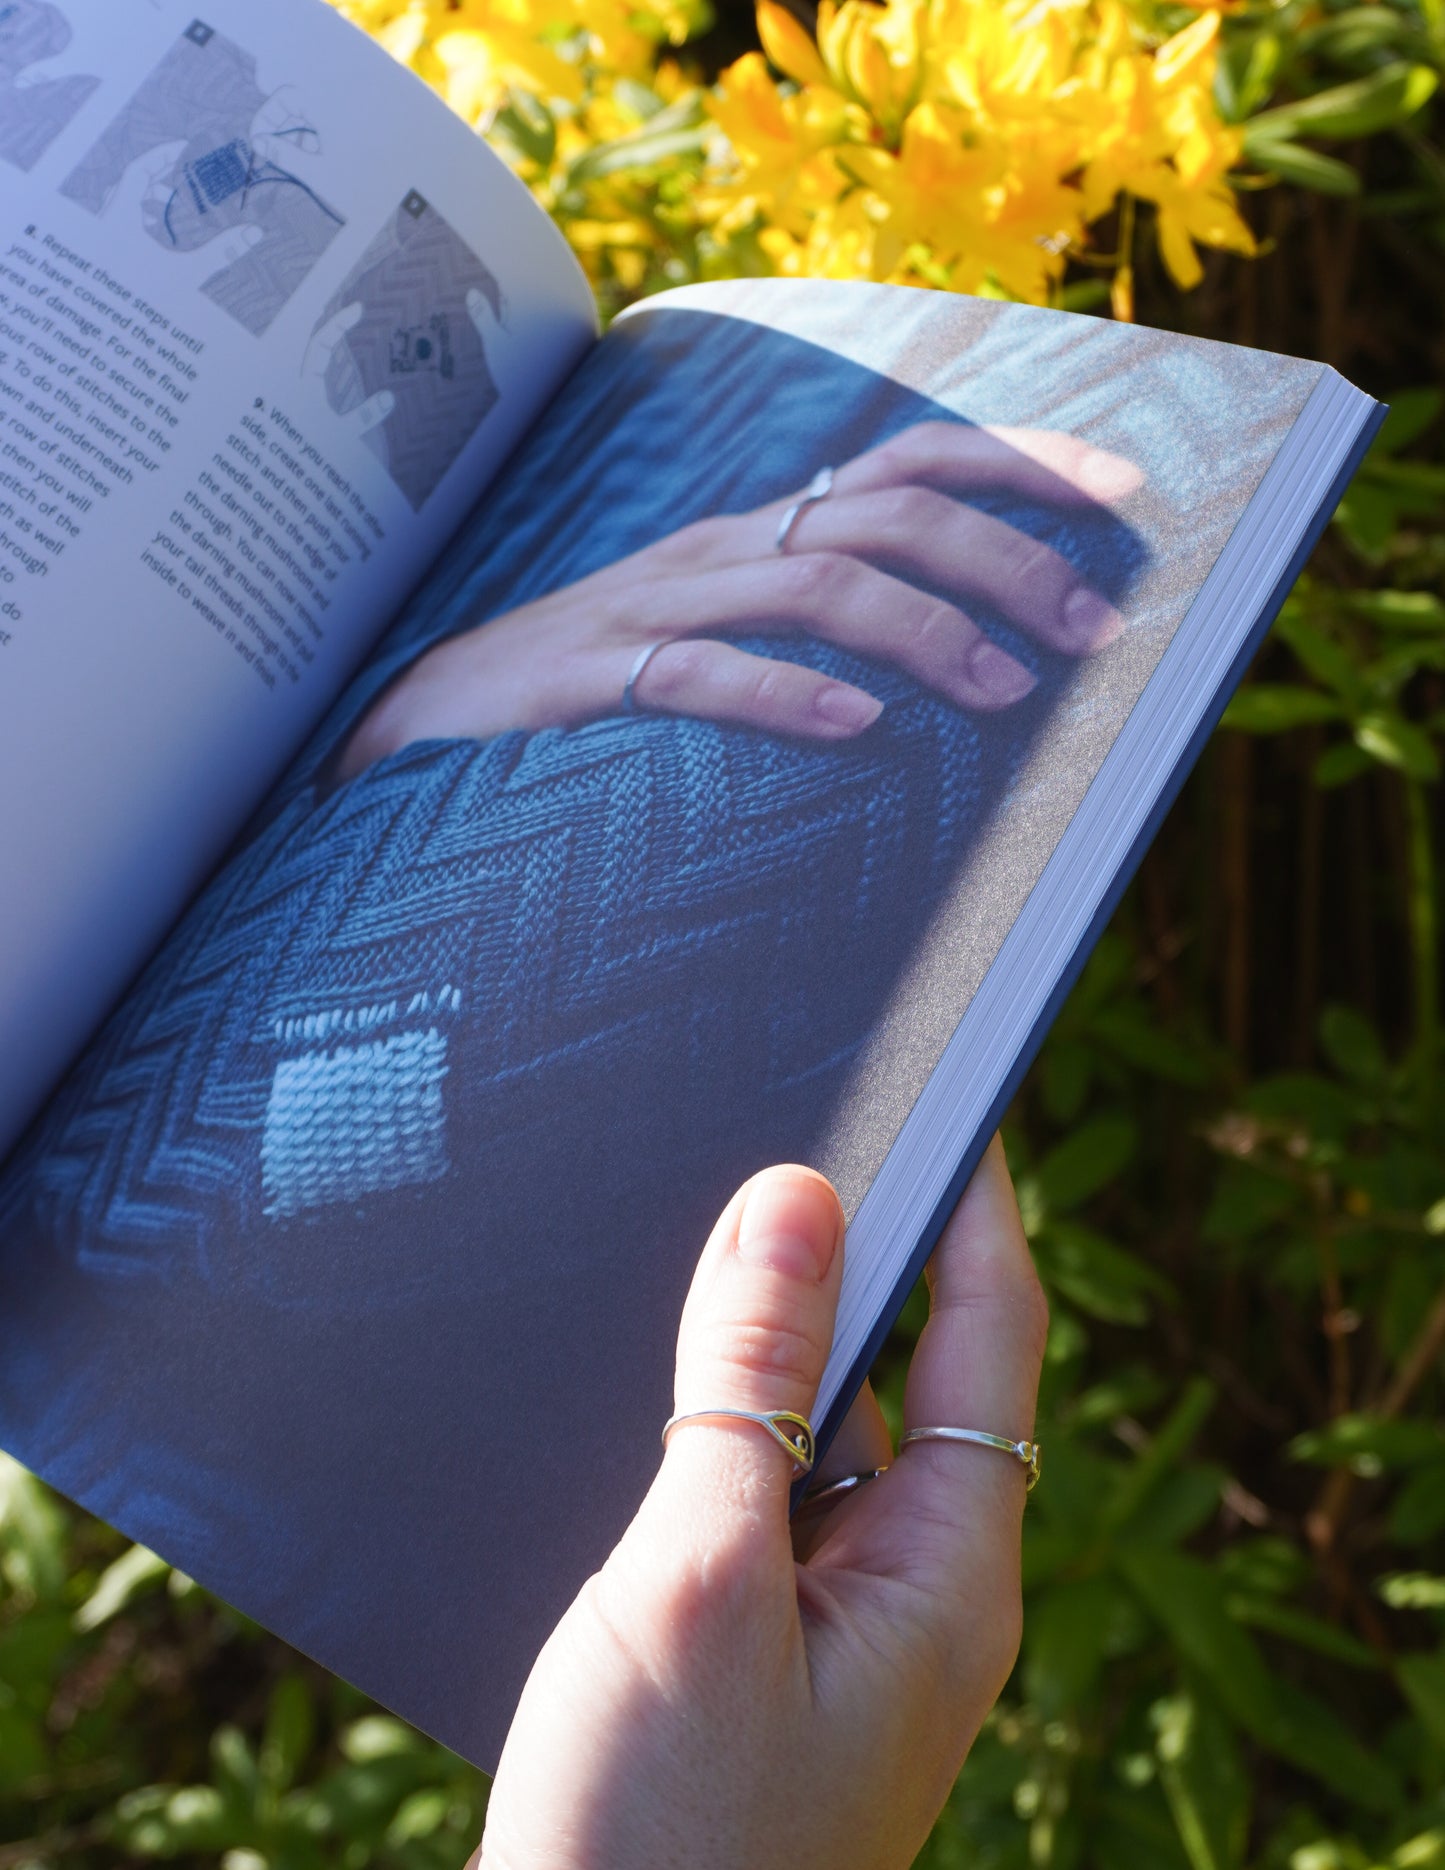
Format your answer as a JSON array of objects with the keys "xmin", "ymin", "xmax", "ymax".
[
  {"xmin": 621, "ymin": 640, "xmax": 670, "ymax": 716},
  {"xmin": 901, "ymin": 1427, "xmax": 1041, "ymax": 1492},
  {"xmin": 662, "ymin": 1407, "xmax": 816, "ymax": 1475},
  {"xmin": 798, "ymin": 1467, "xmax": 888, "ymax": 1512},
  {"xmin": 775, "ymin": 466, "xmax": 835, "ymax": 553}
]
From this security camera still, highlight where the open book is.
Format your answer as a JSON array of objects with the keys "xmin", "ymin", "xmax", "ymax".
[{"xmin": 0, "ymin": 0, "xmax": 1382, "ymax": 1770}]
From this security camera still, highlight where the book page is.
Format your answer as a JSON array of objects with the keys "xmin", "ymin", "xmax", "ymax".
[
  {"xmin": 0, "ymin": 278, "xmax": 1345, "ymax": 1768},
  {"xmin": 0, "ymin": 0, "xmax": 597, "ymax": 1152}
]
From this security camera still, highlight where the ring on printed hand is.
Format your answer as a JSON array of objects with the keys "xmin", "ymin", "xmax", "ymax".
[
  {"xmin": 775, "ymin": 466, "xmax": 836, "ymax": 554},
  {"xmin": 662, "ymin": 1407, "xmax": 817, "ymax": 1475},
  {"xmin": 901, "ymin": 1426, "xmax": 1042, "ymax": 1492},
  {"xmin": 798, "ymin": 1466, "xmax": 888, "ymax": 1512},
  {"xmin": 621, "ymin": 640, "xmax": 671, "ymax": 716}
]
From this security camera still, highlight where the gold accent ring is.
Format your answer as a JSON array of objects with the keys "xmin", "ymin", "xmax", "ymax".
[
  {"xmin": 901, "ymin": 1426, "xmax": 1041, "ymax": 1491},
  {"xmin": 662, "ymin": 1408, "xmax": 817, "ymax": 1475}
]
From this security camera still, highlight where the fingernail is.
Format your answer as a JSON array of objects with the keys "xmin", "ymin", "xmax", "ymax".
[
  {"xmin": 814, "ymin": 684, "xmax": 883, "ymax": 733},
  {"xmin": 967, "ymin": 639, "xmax": 1036, "ymax": 705},
  {"xmin": 1063, "ymin": 587, "xmax": 1124, "ymax": 651},
  {"xmin": 1079, "ymin": 450, "xmax": 1143, "ymax": 503},
  {"xmin": 737, "ymin": 1173, "xmax": 840, "ymax": 1282}
]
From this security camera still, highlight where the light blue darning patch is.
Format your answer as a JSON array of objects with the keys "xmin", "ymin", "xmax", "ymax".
[{"xmin": 261, "ymin": 1028, "xmax": 451, "ymax": 1219}]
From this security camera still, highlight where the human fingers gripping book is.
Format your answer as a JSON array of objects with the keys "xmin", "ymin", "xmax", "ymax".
[
  {"xmin": 0, "ymin": 0, "xmax": 596, "ymax": 1157},
  {"xmin": 0, "ymin": 181, "xmax": 1381, "ymax": 1774}
]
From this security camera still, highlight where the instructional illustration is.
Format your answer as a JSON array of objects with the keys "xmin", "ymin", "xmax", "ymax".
[
  {"xmin": 0, "ymin": 1, "xmax": 100, "ymax": 171},
  {"xmin": 306, "ymin": 190, "xmax": 503, "ymax": 511},
  {"xmin": 59, "ymin": 19, "xmax": 344, "ymax": 335}
]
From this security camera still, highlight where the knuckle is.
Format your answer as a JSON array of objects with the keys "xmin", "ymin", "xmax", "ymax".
[
  {"xmin": 641, "ymin": 639, "xmax": 710, "ymax": 703},
  {"xmin": 593, "ymin": 589, "xmax": 634, "ymax": 637},
  {"xmin": 1007, "ymin": 536, "xmax": 1064, "ymax": 597},
  {"xmin": 778, "ymin": 549, "xmax": 857, "ymax": 610},
  {"xmin": 650, "ymin": 515, "xmax": 726, "ymax": 567},
  {"xmin": 875, "ymin": 483, "xmax": 939, "ymax": 534},
  {"xmin": 695, "ymin": 1312, "xmax": 829, "ymax": 1393},
  {"xmin": 750, "ymin": 661, "xmax": 789, "ymax": 711},
  {"xmin": 911, "ymin": 597, "xmax": 965, "ymax": 655},
  {"xmin": 1017, "ymin": 1270, "xmax": 1051, "ymax": 1367}
]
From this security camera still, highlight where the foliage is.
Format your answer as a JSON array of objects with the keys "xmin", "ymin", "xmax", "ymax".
[
  {"xmin": 327, "ymin": 0, "xmax": 1440, "ymax": 318},
  {"xmin": 2, "ymin": 2, "xmax": 1444, "ymax": 1867}
]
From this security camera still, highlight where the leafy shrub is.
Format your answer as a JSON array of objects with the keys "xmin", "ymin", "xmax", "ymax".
[{"xmin": 2, "ymin": 4, "xmax": 1442, "ymax": 1867}]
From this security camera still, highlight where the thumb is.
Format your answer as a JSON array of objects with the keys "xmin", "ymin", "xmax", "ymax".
[{"xmin": 647, "ymin": 1165, "xmax": 845, "ymax": 1557}]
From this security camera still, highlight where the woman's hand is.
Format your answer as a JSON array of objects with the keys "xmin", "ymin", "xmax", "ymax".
[
  {"xmin": 474, "ymin": 1138, "xmax": 1047, "ymax": 1870},
  {"xmin": 337, "ymin": 424, "xmax": 1142, "ymax": 783}
]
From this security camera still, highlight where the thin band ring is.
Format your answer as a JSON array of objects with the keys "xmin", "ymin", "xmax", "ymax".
[
  {"xmin": 901, "ymin": 1426, "xmax": 1041, "ymax": 1491},
  {"xmin": 775, "ymin": 466, "xmax": 835, "ymax": 553},
  {"xmin": 621, "ymin": 640, "xmax": 670, "ymax": 716},
  {"xmin": 662, "ymin": 1407, "xmax": 816, "ymax": 1475}
]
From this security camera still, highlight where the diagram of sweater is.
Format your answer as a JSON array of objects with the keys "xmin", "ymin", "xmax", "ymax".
[
  {"xmin": 59, "ymin": 19, "xmax": 344, "ymax": 336},
  {"xmin": 0, "ymin": 2, "xmax": 99, "ymax": 172},
  {"xmin": 313, "ymin": 192, "xmax": 503, "ymax": 511}
]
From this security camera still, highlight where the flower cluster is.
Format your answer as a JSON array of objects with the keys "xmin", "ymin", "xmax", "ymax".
[
  {"xmin": 329, "ymin": 0, "xmax": 708, "ymax": 302},
  {"xmin": 331, "ymin": 0, "xmax": 1259, "ymax": 314},
  {"xmin": 330, "ymin": 0, "xmax": 696, "ymax": 111},
  {"xmin": 705, "ymin": 0, "xmax": 1257, "ymax": 310}
]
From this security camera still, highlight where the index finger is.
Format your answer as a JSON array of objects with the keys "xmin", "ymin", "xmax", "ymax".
[{"xmin": 836, "ymin": 422, "xmax": 1143, "ymax": 509}]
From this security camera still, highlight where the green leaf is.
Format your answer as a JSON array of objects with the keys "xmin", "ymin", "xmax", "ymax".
[
  {"xmin": 1036, "ymin": 1115, "xmax": 1137, "ymax": 1212},
  {"xmin": 1245, "ymin": 63, "xmax": 1438, "ymax": 143},
  {"xmin": 260, "ymin": 1676, "xmax": 314, "ymax": 1796},
  {"xmin": 0, "ymin": 1453, "xmax": 67, "ymax": 1603},
  {"xmin": 1276, "ymin": 614, "xmax": 1367, "ymax": 704},
  {"xmin": 113, "ymin": 1783, "xmax": 237, "ymax": 1856},
  {"xmin": 1301, "ymin": 7, "xmax": 1427, "ymax": 62},
  {"xmin": 1247, "ymin": 1071, "xmax": 1363, "ymax": 1137},
  {"xmin": 1117, "ymin": 1548, "xmax": 1281, "ymax": 1727},
  {"xmin": 340, "ymin": 1715, "xmax": 423, "ymax": 1764},
  {"xmin": 1227, "ymin": 1596, "xmax": 1381, "ymax": 1668},
  {"xmin": 1202, "ymin": 1161, "xmax": 1296, "ymax": 1242},
  {"xmin": 1242, "ymin": 138, "xmax": 1362, "ymax": 195},
  {"xmin": 1289, "ymin": 1414, "xmax": 1445, "ymax": 1472},
  {"xmin": 492, "ymin": 91, "xmax": 557, "ymax": 170},
  {"xmin": 1397, "ymin": 1653, "xmax": 1445, "ymax": 1751},
  {"xmin": 1391, "ymin": 1462, "xmax": 1445, "ymax": 1542},
  {"xmin": 1221, "ymin": 686, "xmax": 1345, "ymax": 732},
  {"xmin": 1345, "ymin": 592, "xmax": 1445, "ymax": 631},
  {"xmin": 1315, "ymin": 742, "xmax": 1374, "ymax": 788},
  {"xmin": 1378, "ymin": 1573, "xmax": 1445, "ymax": 1610},
  {"xmin": 1371, "ymin": 390, "xmax": 1443, "ymax": 458},
  {"xmin": 1265, "ymin": 1678, "xmax": 1404, "ymax": 1810},
  {"xmin": 1091, "ymin": 1009, "xmax": 1211, "ymax": 1087},
  {"xmin": 1123, "ymin": 1554, "xmax": 1402, "ymax": 1804},
  {"xmin": 566, "ymin": 95, "xmax": 707, "ymax": 183},
  {"xmin": 386, "ymin": 1787, "xmax": 454, "ymax": 1846},
  {"xmin": 211, "ymin": 1724, "xmax": 260, "ymax": 1814},
  {"xmin": 1151, "ymin": 1688, "xmax": 1250, "ymax": 1870},
  {"xmin": 1353, "ymin": 712, "xmax": 1441, "ymax": 780},
  {"xmin": 1057, "ymin": 279, "xmax": 1110, "ymax": 313},
  {"xmin": 1040, "ymin": 1039, "xmax": 1093, "ymax": 1123},
  {"xmin": 0, "ymin": 1704, "xmax": 47, "ymax": 1792},
  {"xmin": 1025, "ymin": 1575, "xmax": 1128, "ymax": 1716},
  {"xmin": 1318, "ymin": 1005, "xmax": 1387, "ymax": 1084},
  {"xmin": 1038, "ymin": 1221, "xmax": 1174, "ymax": 1326},
  {"xmin": 1102, "ymin": 1379, "xmax": 1216, "ymax": 1534},
  {"xmin": 1334, "ymin": 482, "xmax": 1410, "ymax": 554},
  {"xmin": 73, "ymin": 1543, "xmax": 169, "ymax": 1633}
]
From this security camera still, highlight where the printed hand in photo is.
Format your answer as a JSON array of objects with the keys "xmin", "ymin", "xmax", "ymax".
[
  {"xmin": 303, "ymin": 285, "xmax": 499, "ymax": 443},
  {"xmin": 108, "ymin": 142, "xmax": 264, "ymax": 284},
  {"xmin": 336, "ymin": 424, "xmax": 1144, "ymax": 783}
]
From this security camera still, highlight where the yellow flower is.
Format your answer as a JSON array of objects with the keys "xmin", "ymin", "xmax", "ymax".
[{"xmin": 330, "ymin": 0, "xmax": 1261, "ymax": 315}]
